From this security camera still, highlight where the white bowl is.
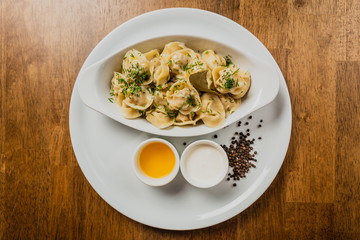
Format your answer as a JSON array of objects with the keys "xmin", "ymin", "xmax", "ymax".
[
  {"xmin": 133, "ymin": 138, "xmax": 179, "ymax": 187},
  {"xmin": 77, "ymin": 35, "xmax": 280, "ymax": 137},
  {"xmin": 180, "ymin": 140, "xmax": 229, "ymax": 188}
]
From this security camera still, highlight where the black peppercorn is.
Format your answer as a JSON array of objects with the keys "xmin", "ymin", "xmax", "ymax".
[{"xmin": 221, "ymin": 128, "xmax": 258, "ymax": 186}]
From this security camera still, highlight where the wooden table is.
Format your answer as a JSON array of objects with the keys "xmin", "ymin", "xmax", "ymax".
[{"xmin": 1, "ymin": 0, "xmax": 359, "ymax": 239}]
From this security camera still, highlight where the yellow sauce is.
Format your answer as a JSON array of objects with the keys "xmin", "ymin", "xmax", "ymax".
[{"xmin": 139, "ymin": 142, "xmax": 176, "ymax": 178}]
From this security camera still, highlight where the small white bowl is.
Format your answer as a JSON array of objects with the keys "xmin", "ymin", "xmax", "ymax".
[
  {"xmin": 133, "ymin": 138, "xmax": 180, "ymax": 187},
  {"xmin": 180, "ymin": 140, "xmax": 229, "ymax": 188}
]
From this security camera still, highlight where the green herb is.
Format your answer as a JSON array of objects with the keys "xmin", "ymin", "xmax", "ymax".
[
  {"xmin": 139, "ymin": 110, "xmax": 146, "ymax": 118},
  {"xmin": 108, "ymin": 98, "xmax": 114, "ymax": 103},
  {"xmin": 140, "ymin": 72, "xmax": 151, "ymax": 82},
  {"xmin": 168, "ymin": 60, "xmax": 172, "ymax": 66},
  {"xmin": 222, "ymin": 68, "xmax": 240, "ymax": 90},
  {"xmin": 151, "ymin": 84, "xmax": 163, "ymax": 93},
  {"xmin": 123, "ymin": 56, "xmax": 127, "ymax": 60},
  {"xmin": 128, "ymin": 82, "xmax": 142, "ymax": 96},
  {"xmin": 224, "ymin": 77, "xmax": 235, "ymax": 90},
  {"xmin": 184, "ymin": 61, "xmax": 203, "ymax": 71},
  {"xmin": 125, "ymin": 62, "xmax": 150, "ymax": 84},
  {"xmin": 130, "ymin": 53, "xmax": 135, "ymax": 58},
  {"xmin": 146, "ymin": 87, "xmax": 152, "ymax": 95},
  {"xmin": 163, "ymin": 105, "xmax": 179, "ymax": 118},
  {"xmin": 225, "ymin": 55, "xmax": 232, "ymax": 66},
  {"xmin": 186, "ymin": 95, "xmax": 197, "ymax": 107},
  {"xmin": 204, "ymin": 51, "xmax": 209, "ymax": 54},
  {"xmin": 148, "ymin": 107, "xmax": 156, "ymax": 116}
]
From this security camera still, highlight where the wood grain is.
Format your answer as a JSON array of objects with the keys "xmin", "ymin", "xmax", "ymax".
[{"xmin": 1, "ymin": 0, "xmax": 359, "ymax": 239}]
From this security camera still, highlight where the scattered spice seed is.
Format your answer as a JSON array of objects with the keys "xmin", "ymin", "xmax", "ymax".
[
  {"xmin": 183, "ymin": 142, "xmax": 186, "ymax": 146},
  {"xmin": 221, "ymin": 117, "xmax": 265, "ymax": 186},
  {"xmin": 222, "ymin": 130, "xmax": 258, "ymax": 185},
  {"xmin": 213, "ymin": 134, "xmax": 218, "ymax": 139}
]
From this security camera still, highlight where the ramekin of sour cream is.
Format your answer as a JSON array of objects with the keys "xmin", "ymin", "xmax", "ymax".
[{"xmin": 180, "ymin": 140, "xmax": 229, "ymax": 188}]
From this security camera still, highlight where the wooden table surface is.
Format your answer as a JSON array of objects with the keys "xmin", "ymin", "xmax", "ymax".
[{"xmin": 1, "ymin": 0, "xmax": 359, "ymax": 239}]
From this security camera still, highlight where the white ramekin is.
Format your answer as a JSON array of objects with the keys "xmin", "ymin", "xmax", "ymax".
[
  {"xmin": 133, "ymin": 138, "xmax": 180, "ymax": 187},
  {"xmin": 180, "ymin": 140, "xmax": 229, "ymax": 188}
]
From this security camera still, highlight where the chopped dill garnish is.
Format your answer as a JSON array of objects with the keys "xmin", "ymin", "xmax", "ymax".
[
  {"xmin": 224, "ymin": 77, "xmax": 235, "ymax": 90},
  {"xmin": 124, "ymin": 62, "xmax": 150, "ymax": 84},
  {"xmin": 225, "ymin": 55, "xmax": 232, "ymax": 66},
  {"xmin": 186, "ymin": 95, "xmax": 197, "ymax": 107},
  {"xmin": 127, "ymin": 82, "xmax": 142, "ymax": 96}
]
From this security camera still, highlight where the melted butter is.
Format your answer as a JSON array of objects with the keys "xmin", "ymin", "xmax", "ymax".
[{"xmin": 139, "ymin": 142, "xmax": 175, "ymax": 178}]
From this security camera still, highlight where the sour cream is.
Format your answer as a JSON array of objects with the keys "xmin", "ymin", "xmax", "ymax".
[{"xmin": 180, "ymin": 140, "xmax": 229, "ymax": 188}]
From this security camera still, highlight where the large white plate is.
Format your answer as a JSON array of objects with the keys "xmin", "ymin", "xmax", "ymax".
[{"xmin": 69, "ymin": 8, "xmax": 292, "ymax": 230}]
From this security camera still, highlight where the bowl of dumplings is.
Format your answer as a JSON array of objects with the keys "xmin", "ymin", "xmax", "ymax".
[{"xmin": 77, "ymin": 35, "xmax": 280, "ymax": 137}]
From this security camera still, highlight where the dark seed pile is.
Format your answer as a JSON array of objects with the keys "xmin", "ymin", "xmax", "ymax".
[{"xmin": 221, "ymin": 117, "xmax": 263, "ymax": 185}]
